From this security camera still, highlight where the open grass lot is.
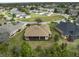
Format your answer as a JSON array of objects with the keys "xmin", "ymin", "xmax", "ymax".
[{"xmin": 16, "ymin": 13, "xmax": 65, "ymax": 22}]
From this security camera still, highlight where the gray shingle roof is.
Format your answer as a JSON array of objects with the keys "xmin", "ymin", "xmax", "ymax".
[
  {"xmin": 57, "ymin": 21, "xmax": 79, "ymax": 39},
  {"xmin": 0, "ymin": 22, "xmax": 25, "ymax": 35},
  {"xmin": 0, "ymin": 22, "xmax": 26, "ymax": 42}
]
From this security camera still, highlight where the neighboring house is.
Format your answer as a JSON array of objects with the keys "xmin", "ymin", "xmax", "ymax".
[
  {"xmin": 15, "ymin": 12, "xmax": 31, "ymax": 18},
  {"xmin": 75, "ymin": 6, "xmax": 79, "ymax": 9},
  {"xmin": 0, "ymin": 7, "xmax": 5, "ymax": 12},
  {"xmin": 57, "ymin": 21, "xmax": 79, "ymax": 39},
  {"xmin": 47, "ymin": 8, "xmax": 55, "ymax": 13},
  {"xmin": 10, "ymin": 8, "xmax": 31, "ymax": 18},
  {"xmin": 10, "ymin": 8, "xmax": 19, "ymax": 14},
  {"xmin": 0, "ymin": 21, "xmax": 26, "ymax": 39},
  {"xmin": 24, "ymin": 25, "xmax": 51, "ymax": 40},
  {"xmin": 69, "ymin": 9, "xmax": 79, "ymax": 16},
  {"xmin": 55, "ymin": 8, "xmax": 66, "ymax": 14},
  {"xmin": 0, "ymin": 19, "xmax": 6, "ymax": 25},
  {"xmin": 29, "ymin": 10, "xmax": 39, "ymax": 13}
]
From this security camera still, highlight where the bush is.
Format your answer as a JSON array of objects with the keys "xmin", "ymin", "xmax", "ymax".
[
  {"xmin": 20, "ymin": 42, "xmax": 33, "ymax": 57},
  {"xmin": 54, "ymin": 34, "xmax": 59, "ymax": 42}
]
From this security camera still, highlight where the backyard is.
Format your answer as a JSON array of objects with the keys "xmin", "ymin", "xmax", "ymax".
[{"xmin": 2, "ymin": 22, "xmax": 62, "ymax": 49}]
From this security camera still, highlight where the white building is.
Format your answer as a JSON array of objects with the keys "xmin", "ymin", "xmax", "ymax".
[
  {"xmin": 10, "ymin": 8, "xmax": 31, "ymax": 18},
  {"xmin": 69, "ymin": 9, "xmax": 79, "ymax": 16}
]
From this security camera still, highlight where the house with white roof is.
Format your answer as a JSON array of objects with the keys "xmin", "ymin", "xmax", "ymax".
[
  {"xmin": 69, "ymin": 9, "xmax": 79, "ymax": 16},
  {"xmin": 10, "ymin": 8, "xmax": 31, "ymax": 18}
]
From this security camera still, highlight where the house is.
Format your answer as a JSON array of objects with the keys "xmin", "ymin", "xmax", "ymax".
[
  {"xmin": 47, "ymin": 8, "xmax": 55, "ymax": 13},
  {"xmin": 24, "ymin": 25, "xmax": 51, "ymax": 40},
  {"xmin": 10, "ymin": 8, "xmax": 31, "ymax": 18},
  {"xmin": 69, "ymin": 9, "xmax": 79, "ymax": 16},
  {"xmin": 57, "ymin": 20, "xmax": 79, "ymax": 39},
  {"xmin": 0, "ymin": 19, "xmax": 6, "ymax": 25},
  {"xmin": 10, "ymin": 8, "xmax": 19, "ymax": 14},
  {"xmin": 0, "ymin": 21, "xmax": 26, "ymax": 37},
  {"xmin": 15, "ymin": 12, "xmax": 31, "ymax": 18},
  {"xmin": 29, "ymin": 9, "xmax": 39, "ymax": 13},
  {"xmin": 0, "ymin": 7, "xmax": 5, "ymax": 12},
  {"xmin": 55, "ymin": 8, "xmax": 66, "ymax": 14}
]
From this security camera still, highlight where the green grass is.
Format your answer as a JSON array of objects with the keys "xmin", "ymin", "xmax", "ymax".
[
  {"xmin": 0, "ymin": 23, "xmax": 61, "ymax": 50},
  {"xmin": 16, "ymin": 13, "xmax": 65, "ymax": 22},
  {"xmin": 7, "ymin": 28, "xmax": 54, "ymax": 49},
  {"xmin": 66, "ymin": 39, "xmax": 79, "ymax": 51},
  {"xmin": 0, "ymin": 21, "xmax": 79, "ymax": 56},
  {"xmin": 0, "ymin": 30, "xmax": 25, "ymax": 56},
  {"xmin": 6, "ymin": 23, "xmax": 62, "ymax": 49},
  {"xmin": 7, "ymin": 30, "xmax": 25, "ymax": 48}
]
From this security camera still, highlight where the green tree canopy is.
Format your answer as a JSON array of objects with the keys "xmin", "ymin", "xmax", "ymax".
[{"xmin": 20, "ymin": 42, "xmax": 33, "ymax": 57}]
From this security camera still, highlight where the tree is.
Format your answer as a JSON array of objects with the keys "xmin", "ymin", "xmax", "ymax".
[
  {"xmin": 0, "ymin": 43, "xmax": 9, "ymax": 56},
  {"xmin": 60, "ymin": 43, "xmax": 67, "ymax": 50},
  {"xmin": 65, "ymin": 8, "xmax": 69, "ymax": 14},
  {"xmin": 12, "ymin": 14, "xmax": 16, "ymax": 18},
  {"xmin": 35, "ymin": 18, "xmax": 43, "ymax": 24},
  {"xmin": 34, "ymin": 46, "xmax": 46, "ymax": 56},
  {"xmin": 54, "ymin": 8, "xmax": 58, "ymax": 13},
  {"xmin": 11, "ymin": 46, "xmax": 21, "ymax": 57},
  {"xmin": 0, "ymin": 14, "xmax": 4, "ymax": 19},
  {"xmin": 0, "ymin": 24, "xmax": 2, "ymax": 26},
  {"xmin": 26, "ymin": 24, "xmax": 31, "ymax": 27},
  {"xmin": 20, "ymin": 42, "xmax": 33, "ymax": 57},
  {"xmin": 44, "ymin": 43, "xmax": 63, "ymax": 56},
  {"xmin": 54, "ymin": 34, "xmax": 59, "ymax": 42},
  {"xmin": 57, "ymin": 3, "xmax": 66, "ymax": 8},
  {"xmin": 11, "ymin": 14, "xmax": 15, "ymax": 21},
  {"xmin": 19, "ymin": 8, "xmax": 30, "ymax": 15}
]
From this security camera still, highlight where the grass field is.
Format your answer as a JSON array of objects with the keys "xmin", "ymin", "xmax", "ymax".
[{"xmin": 16, "ymin": 13, "xmax": 65, "ymax": 22}]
